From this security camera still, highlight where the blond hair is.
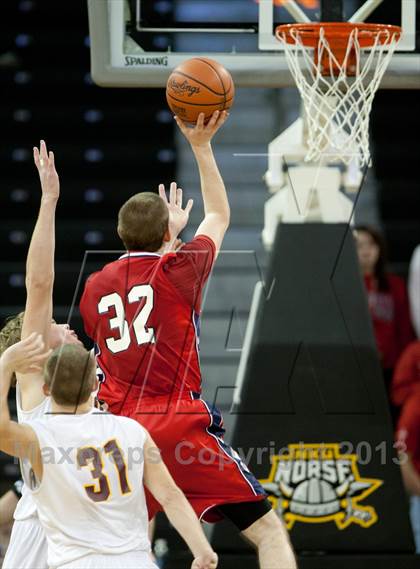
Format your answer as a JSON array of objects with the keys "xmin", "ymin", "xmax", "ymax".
[
  {"xmin": 0, "ymin": 313, "xmax": 24, "ymax": 385},
  {"xmin": 0, "ymin": 313, "xmax": 24, "ymax": 355}
]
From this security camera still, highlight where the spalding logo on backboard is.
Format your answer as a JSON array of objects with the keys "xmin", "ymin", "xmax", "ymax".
[{"xmin": 260, "ymin": 443, "xmax": 383, "ymax": 530}]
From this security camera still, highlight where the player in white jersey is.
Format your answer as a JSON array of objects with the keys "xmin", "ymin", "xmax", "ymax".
[
  {"xmin": 0, "ymin": 335, "xmax": 218, "ymax": 569},
  {"xmin": 2, "ymin": 390, "xmax": 52, "ymax": 569},
  {"xmin": 0, "ymin": 141, "xmax": 82, "ymax": 569}
]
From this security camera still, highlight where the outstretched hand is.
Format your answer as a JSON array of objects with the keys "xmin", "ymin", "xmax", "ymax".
[
  {"xmin": 159, "ymin": 182, "xmax": 193, "ymax": 241},
  {"xmin": 175, "ymin": 110, "xmax": 228, "ymax": 148},
  {"xmin": 0, "ymin": 333, "xmax": 51, "ymax": 377},
  {"xmin": 191, "ymin": 551, "xmax": 218, "ymax": 569},
  {"xmin": 33, "ymin": 140, "xmax": 60, "ymax": 200}
]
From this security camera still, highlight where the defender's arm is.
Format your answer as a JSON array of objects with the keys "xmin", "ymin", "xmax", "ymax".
[
  {"xmin": 18, "ymin": 142, "xmax": 59, "ymax": 406},
  {"xmin": 0, "ymin": 335, "xmax": 48, "ymax": 478},
  {"xmin": 22, "ymin": 141, "xmax": 59, "ymax": 345},
  {"xmin": 143, "ymin": 435, "xmax": 218, "ymax": 569}
]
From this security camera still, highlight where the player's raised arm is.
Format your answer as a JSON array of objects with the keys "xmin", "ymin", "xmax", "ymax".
[
  {"xmin": 175, "ymin": 111, "xmax": 229, "ymax": 257},
  {"xmin": 18, "ymin": 141, "xmax": 59, "ymax": 405},
  {"xmin": 0, "ymin": 334, "xmax": 49, "ymax": 476},
  {"xmin": 143, "ymin": 435, "xmax": 218, "ymax": 569},
  {"xmin": 23, "ymin": 140, "xmax": 59, "ymax": 344}
]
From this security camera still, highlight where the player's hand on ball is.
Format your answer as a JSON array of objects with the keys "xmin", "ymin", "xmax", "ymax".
[
  {"xmin": 159, "ymin": 182, "xmax": 193, "ymax": 239},
  {"xmin": 175, "ymin": 110, "xmax": 228, "ymax": 148},
  {"xmin": 191, "ymin": 551, "xmax": 218, "ymax": 569},
  {"xmin": 33, "ymin": 140, "xmax": 60, "ymax": 200},
  {"xmin": 0, "ymin": 333, "xmax": 51, "ymax": 377}
]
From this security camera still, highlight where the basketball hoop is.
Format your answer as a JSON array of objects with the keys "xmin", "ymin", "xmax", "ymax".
[{"xmin": 276, "ymin": 22, "xmax": 401, "ymax": 167}]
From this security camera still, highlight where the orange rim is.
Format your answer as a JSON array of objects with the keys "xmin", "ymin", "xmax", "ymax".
[{"xmin": 276, "ymin": 22, "xmax": 401, "ymax": 49}]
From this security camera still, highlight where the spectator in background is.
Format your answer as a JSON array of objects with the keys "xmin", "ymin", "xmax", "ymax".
[
  {"xmin": 392, "ymin": 242, "xmax": 420, "ymax": 410},
  {"xmin": 354, "ymin": 226, "xmax": 414, "ymax": 413},
  {"xmin": 392, "ymin": 340, "xmax": 420, "ymax": 414},
  {"xmin": 392, "ymin": 243, "xmax": 420, "ymax": 552},
  {"xmin": 395, "ymin": 384, "xmax": 420, "ymax": 553},
  {"xmin": 408, "ymin": 245, "xmax": 420, "ymax": 339}
]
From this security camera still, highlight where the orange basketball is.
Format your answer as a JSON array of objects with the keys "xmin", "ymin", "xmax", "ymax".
[{"xmin": 166, "ymin": 57, "xmax": 235, "ymax": 124}]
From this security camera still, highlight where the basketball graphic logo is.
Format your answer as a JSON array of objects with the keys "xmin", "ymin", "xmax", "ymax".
[{"xmin": 260, "ymin": 443, "xmax": 383, "ymax": 530}]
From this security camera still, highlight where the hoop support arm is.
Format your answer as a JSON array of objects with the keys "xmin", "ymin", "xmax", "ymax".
[
  {"xmin": 349, "ymin": 0, "xmax": 385, "ymax": 24},
  {"xmin": 278, "ymin": 1, "xmax": 311, "ymax": 24}
]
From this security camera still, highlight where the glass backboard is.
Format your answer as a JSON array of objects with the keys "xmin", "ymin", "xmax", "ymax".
[{"xmin": 87, "ymin": 0, "xmax": 419, "ymax": 88}]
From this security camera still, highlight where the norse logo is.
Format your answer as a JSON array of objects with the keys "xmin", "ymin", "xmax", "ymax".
[{"xmin": 260, "ymin": 443, "xmax": 383, "ymax": 530}]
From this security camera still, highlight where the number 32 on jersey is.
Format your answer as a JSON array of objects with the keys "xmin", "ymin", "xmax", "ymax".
[{"xmin": 98, "ymin": 284, "xmax": 155, "ymax": 354}]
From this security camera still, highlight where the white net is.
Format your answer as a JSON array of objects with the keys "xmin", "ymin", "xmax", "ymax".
[{"xmin": 278, "ymin": 26, "xmax": 400, "ymax": 167}]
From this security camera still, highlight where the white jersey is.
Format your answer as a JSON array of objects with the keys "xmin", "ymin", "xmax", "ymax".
[
  {"xmin": 14, "ymin": 385, "xmax": 51, "ymax": 521},
  {"xmin": 26, "ymin": 409, "xmax": 150, "ymax": 569}
]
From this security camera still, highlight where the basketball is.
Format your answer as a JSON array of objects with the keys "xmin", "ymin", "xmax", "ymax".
[{"xmin": 166, "ymin": 57, "xmax": 235, "ymax": 124}]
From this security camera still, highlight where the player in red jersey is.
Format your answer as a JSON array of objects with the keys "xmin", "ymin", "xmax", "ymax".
[{"xmin": 80, "ymin": 111, "xmax": 296, "ymax": 569}]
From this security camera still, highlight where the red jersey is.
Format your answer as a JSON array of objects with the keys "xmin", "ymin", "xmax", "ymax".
[
  {"xmin": 80, "ymin": 236, "xmax": 216, "ymax": 411},
  {"xmin": 364, "ymin": 273, "xmax": 414, "ymax": 369},
  {"xmin": 391, "ymin": 341, "xmax": 420, "ymax": 407},
  {"xmin": 396, "ymin": 387, "xmax": 420, "ymax": 477}
]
